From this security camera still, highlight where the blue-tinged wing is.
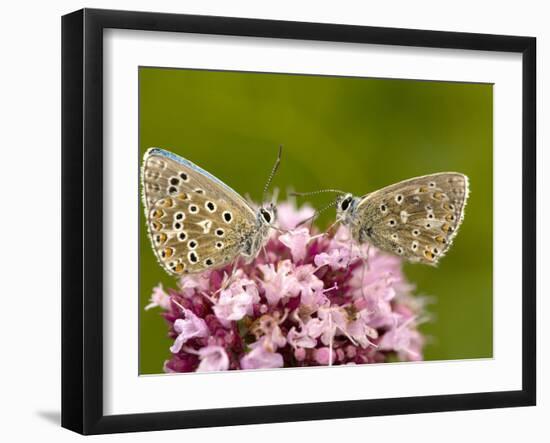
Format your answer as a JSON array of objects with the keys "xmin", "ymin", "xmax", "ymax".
[{"xmin": 141, "ymin": 148, "xmax": 258, "ymax": 275}]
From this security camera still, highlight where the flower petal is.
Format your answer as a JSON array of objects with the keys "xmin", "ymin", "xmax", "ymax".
[
  {"xmin": 196, "ymin": 346, "xmax": 230, "ymax": 372},
  {"xmin": 240, "ymin": 339, "xmax": 284, "ymax": 369}
]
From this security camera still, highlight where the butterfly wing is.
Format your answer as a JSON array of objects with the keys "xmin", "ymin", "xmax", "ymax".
[
  {"xmin": 142, "ymin": 148, "xmax": 258, "ymax": 275},
  {"xmin": 353, "ymin": 172, "xmax": 469, "ymax": 264}
]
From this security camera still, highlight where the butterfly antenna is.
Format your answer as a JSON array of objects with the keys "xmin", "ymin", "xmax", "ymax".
[
  {"xmin": 262, "ymin": 145, "xmax": 283, "ymax": 204},
  {"xmin": 289, "ymin": 189, "xmax": 346, "ymax": 197},
  {"xmin": 296, "ymin": 198, "xmax": 339, "ymax": 229}
]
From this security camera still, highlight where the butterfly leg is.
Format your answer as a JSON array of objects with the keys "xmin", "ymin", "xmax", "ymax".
[
  {"xmin": 212, "ymin": 259, "xmax": 241, "ymax": 296},
  {"xmin": 228, "ymin": 259, "xmax": 241, "ymax": 284}
]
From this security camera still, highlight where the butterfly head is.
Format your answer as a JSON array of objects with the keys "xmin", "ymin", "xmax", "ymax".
[
  {"xmin": 258, "ymin": 203, "xmax": 277, "ymax": 227},
  {"xmin": 241, "ymin": 203, "xmax": 278, "ymax": 263},
  {"xmin": 336, "ymin": 193, "xmax": 359, "ymax": 225}
]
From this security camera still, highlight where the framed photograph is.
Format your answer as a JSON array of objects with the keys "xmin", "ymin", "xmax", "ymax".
[{"xmin": 62, "ymin": 8, "xmax": 536, "ymax": 435}]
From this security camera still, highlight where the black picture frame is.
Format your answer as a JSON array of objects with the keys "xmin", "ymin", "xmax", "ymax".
[{"xmin": 61, "ymin": 8, "xmax": 536, "ymax": 435}]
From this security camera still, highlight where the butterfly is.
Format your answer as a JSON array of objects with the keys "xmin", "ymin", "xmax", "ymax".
[
  {"xmin": 295, "ymin": 172, "xmax": 469, "ymax": 265},
  {"xmin": 141, "ymin": 147, "xmax": 281, "ymax": 276}
]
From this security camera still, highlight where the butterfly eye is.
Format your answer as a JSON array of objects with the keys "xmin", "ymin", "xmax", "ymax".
[
  {"xmin": 260, "ymin": 209, "xmax": 272, "ymax": 223},
  {"xmin": 340, "ymin": 198, "xmax": 352, "ymax": 211}
]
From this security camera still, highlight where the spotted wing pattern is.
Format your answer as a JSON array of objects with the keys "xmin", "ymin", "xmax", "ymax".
[
  {"xmin": 353, "ymin": 172, "xmax": 469, "ymax": 265},
  {"xmin": 142, "ymin": 148, "xmax": 258, "ymax": 275}
]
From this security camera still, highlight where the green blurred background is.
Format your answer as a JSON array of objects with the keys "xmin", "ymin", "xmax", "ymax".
[{"xmin": 139, "ymin": 67, "xmax": 493, "ymax": 375}]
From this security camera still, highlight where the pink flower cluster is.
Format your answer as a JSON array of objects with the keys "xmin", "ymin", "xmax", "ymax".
[{"xmin": 146, "ymin": 202, "xmax": 427, "ymax": 373}]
